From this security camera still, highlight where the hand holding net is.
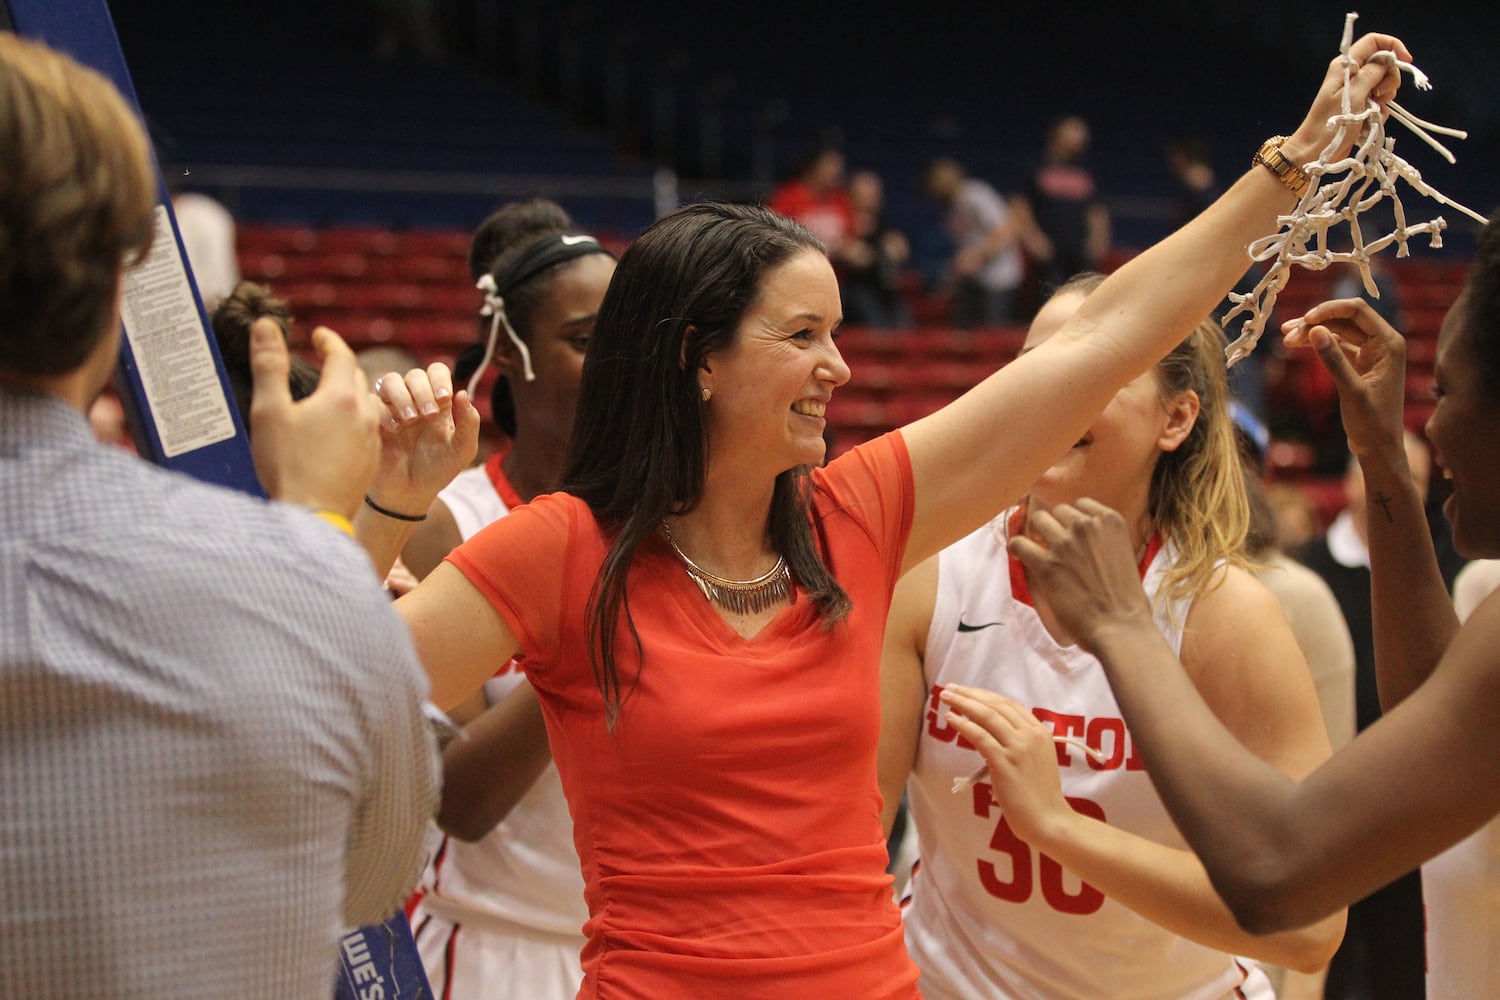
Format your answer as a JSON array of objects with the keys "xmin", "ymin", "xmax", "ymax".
[{"xmin": 1222, "ymin": 11, "xmax": 1486, "ymax": 367}]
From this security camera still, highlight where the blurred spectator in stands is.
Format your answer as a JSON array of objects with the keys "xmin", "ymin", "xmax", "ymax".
[
  {"xmin": 1166, "ymin": 135, "xmax": 1219, "ymax": 229},
  {"xmin": 1266, "ymin": 482, "xmax": 1322, "ymax": 553},
  {"xmin": 172, "ymin": 191, "xmax": 240, "ymax": 308},
  {"xmin": 371, "ymin": 0, "xmax": 444, "ymax": 62},
  {"xmin": 1165, "ymin": 135, "xmax": 1266, "ymax": 418},
  {"xmin": 839, "ymin": 170, "xmax": 911, "ymax": 329},
  {"xmin": 923, "ymin": 158, "xmax": 1022, "ymax": 328},
  {"xmin": 358, "ymin": 345, "xmax": 421, "ymax": 393},
  {"xmin": 768, "ymin": 146, "xmax": 854, "ymax": 256},
  {"xmin": 1012, "ymin": 114, "xmax": 1110, "ymax": 301},
  {"xmin": 1293, "ymin": 433, "xmax": 1432, "ymax": 1000}
]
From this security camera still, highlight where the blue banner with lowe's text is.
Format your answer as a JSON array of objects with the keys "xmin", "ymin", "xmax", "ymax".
[{"xmin": 335, "ymin": 919, "xmax": 435, "ymax": 1000}]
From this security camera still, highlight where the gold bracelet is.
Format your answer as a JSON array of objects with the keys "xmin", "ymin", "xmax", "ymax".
[
  {"xmin": 1252, "ymin": 135, "xmax": 1312, "ymax": 198},
  {"xmin": 314, "ymin": 509, "xmax": 355, "ymax": 537}
]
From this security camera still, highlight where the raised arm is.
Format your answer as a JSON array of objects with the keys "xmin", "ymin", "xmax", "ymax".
[
  {"xmin": 354, "ymin": 365, "xmax": 481, "ymax": 580},
  {"xmin": 939, "ymin": 568, "xmax": 1344, "ymax": 969},
  {"xmin": 898, "ymin": 33, "xmax": 1409, "ymax": 573},
  {"xmin": 1291, "ymin": 299, "xmax": 1459, "ymax": 706},
  {"xmin": 1008, "ymin": 498, "xmax": 1500, "ymax": 932}
]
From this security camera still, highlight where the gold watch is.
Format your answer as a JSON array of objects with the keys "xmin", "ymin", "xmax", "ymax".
[{"xmin": 1252, "ymin": 136, "xmax": 1312, "ymax": 198}]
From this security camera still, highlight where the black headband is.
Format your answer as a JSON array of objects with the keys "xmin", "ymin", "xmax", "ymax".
[{"xmin": 491, "ymin": 233, "xmax": 614, "ymax": 298}]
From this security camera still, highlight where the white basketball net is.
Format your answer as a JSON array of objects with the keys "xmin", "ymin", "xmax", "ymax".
[{"xmin": 1222, "ymin": 11, "xmax": 1487, "ymax": 367}]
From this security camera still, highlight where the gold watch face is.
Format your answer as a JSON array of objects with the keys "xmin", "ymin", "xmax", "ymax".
[{"xmin": 1254, "ymin": 139, "xmax": 1308, "ymax": 194}]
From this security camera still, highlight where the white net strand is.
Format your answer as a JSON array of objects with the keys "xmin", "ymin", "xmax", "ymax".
[{"xmin": 1221, "ymin": 11, "xmax": 1486, "ymax": 367}]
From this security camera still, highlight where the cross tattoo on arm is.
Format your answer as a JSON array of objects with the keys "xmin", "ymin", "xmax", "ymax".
[{"xmin": 1373, "ymin": 490, "xmax": 1395, "ymax": 524}]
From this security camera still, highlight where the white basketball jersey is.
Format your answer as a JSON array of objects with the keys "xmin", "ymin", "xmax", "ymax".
[
  {"xmin": 417, "ymin": 462, "xmax": 588, "ymax": 940},
  {"xmin": 1424, "ymin": 816, "xmax": 1500, "ymax": 998},
  {"xmin": 903, "ymin": 511, "xmax": 1269, "ymax": 1000}
]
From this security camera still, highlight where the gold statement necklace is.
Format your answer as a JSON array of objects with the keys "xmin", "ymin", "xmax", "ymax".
[{"xmin": 660, "ymin": 519, "xmax": 791, "ymax": 615}]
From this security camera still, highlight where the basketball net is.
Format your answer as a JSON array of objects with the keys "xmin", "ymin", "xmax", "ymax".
[{"xmin": 1223, "ymin": 11, "xmax": 1486, "ymax": 367}]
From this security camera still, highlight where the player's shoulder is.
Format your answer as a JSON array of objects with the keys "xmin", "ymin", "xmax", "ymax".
[
  {"xmin": 1191, "ymin": 562, "xmax": 1281, "ymax": 619},
  {"xmin": 1182, "ymin": 563, "xmax": 1301, "ymax": 673}
]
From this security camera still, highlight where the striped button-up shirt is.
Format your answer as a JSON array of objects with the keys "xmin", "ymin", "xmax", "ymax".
[{"xmin": 1, "ymin": 385, "xmax": 438, "ymax": 999}]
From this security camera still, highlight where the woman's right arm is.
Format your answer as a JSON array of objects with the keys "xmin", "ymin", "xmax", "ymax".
[
  {"xmin": 397, "ymin": 562, "xmax": 522, "ymax": 711},
  {"xmin": 897, "ymin": 33, "xmax": 1411, "ymax": 574},
  {"xmin": 1004, "ymin": 499, "xmax": 1500, "ymax": 933},
  {"xmin": 1290, "ymin": 299, "xmax": 1459, "ymax": 708}
]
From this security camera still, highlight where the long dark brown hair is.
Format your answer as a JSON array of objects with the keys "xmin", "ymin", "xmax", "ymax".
[{"xmin": 561, "ymin": 202, "xmax": 852, "ymax": 725}]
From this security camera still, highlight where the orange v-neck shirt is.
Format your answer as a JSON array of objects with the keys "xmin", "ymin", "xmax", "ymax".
[{"xmin": 449, "ymin": 432, "xmax": 919, "ymax": 999}]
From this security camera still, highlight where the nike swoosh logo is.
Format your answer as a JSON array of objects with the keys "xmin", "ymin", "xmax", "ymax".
[
  {"xmin": 560, "ymin": 234, "xmax": 598, "ymax": 246},
  {"xmin": 957, "ymin": 618, "xmax": 1003, "ymax": 632}
]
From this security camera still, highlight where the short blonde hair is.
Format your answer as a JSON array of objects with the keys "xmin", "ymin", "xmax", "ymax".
[{"xmin": 0, "ymin": 33, "xmax": 156, "ymax": 376}]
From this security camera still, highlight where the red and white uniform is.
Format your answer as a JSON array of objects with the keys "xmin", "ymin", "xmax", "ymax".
[
  {"xmin": 1423, "ymin": 573, "xmax": 1500, "ymax": 999},
  {"xmin": 410, "ymin": 453, "xmax": 587, "ymax": 999},
  {"xmin": 903, "ymin": 511, "xmax": 1272, "ymax": 1000},
  {"xmin": 1424, "ymin": 817, "xmax": 1500, "ymax": 997}
]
